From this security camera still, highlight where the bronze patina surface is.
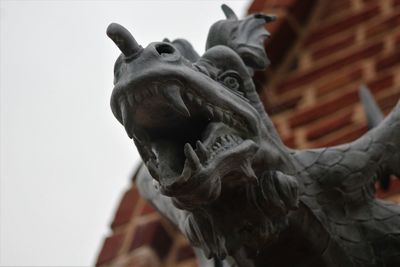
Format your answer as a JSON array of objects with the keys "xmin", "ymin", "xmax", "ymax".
[{"xmin": 107, "ymin": 5, "xmax": 400, "ymax": 267}]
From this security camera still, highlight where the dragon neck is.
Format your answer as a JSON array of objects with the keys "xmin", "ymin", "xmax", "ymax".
[{"xmin": 244, "ymin": 79, "xmax": 284, "ymax": 146}]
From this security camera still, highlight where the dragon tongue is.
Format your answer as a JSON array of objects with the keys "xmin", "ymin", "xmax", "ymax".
[{"xmin": 163, "ymin": 83, "xmax": 190, "ymax": 117}]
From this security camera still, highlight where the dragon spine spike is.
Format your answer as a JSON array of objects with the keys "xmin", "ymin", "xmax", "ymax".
[
  {"xmin": 359, "ymin": 85, "xmax": 384, "ymax": 129},
  {"xmin": 106, "ymin": 22, "xmax": 143, "ymax": 58}
]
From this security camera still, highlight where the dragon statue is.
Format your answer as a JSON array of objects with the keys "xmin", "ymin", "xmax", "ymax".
[{"xmin": 107, "ymin": 5, "xmax": 400, "ymax": 267}]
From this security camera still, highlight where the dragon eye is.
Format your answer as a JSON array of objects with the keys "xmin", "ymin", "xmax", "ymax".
[
  {"xmin": 219, "ymin": 71, "xmax": 241, "ymax": 91},
  {"xmin": 223, "ymin": 76, "xmax": 240, "ymax": 90}
]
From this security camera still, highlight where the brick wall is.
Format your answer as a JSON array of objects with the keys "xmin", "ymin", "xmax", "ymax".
[
  {"xmin": 255, "ymin": 0, "xmax": 400, "ymax": 149},
  {"xmin": 96, "ymin": 176, "xmax": 197, "ymax": 267},
  {"xmin": 96, "ymin": 1, "xmax": 400, "ymax": 266}
]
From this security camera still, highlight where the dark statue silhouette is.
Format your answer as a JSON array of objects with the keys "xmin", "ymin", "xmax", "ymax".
[{"xmin": 107, "ymin": 5, "xmax": 400, "ymax": 267}]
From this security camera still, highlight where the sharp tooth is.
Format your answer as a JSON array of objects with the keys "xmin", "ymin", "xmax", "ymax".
[
  {"xmin": 232, "ymin": 119, "xmax": 240, "ymax": 128},
  {"xmin": 149, "ymin": 148, "xmax": 157, "ymax": 160},
  {"xmin": 223, "ymin": 113, "xmax": 231, "ymax": 123},
  {"xmin": 120, "ymin": 100, "xmax": 133, "ymax": 138},
  {"xmin": 214, "ymin": 108, "xmax": 223, "ymax": 120},
  {"xmin": 180, "ymin": 160, "xmax": 193, "ymax": 181},
  {"xmin": 195, "ymin": 97, "xmax": 202, "ymax": 106},
  {"xmin": 195, "ymin": 140, "xmax": 208, "ymax": 162},
  {"xmin": 163, "ymin": 84, "xmax": 190, "ymax": 117},
  {"xmin": 146, "ymin": 159, "xmax": 159, "ymax": 179},
  {"xmin": 241, "ymin": 160, "xmax": 257, "ymax": 182},
  {"xmin": 184, "ymin": 143, "xmax": 201, "ymax": 169},
  {"xmin": 139, "ymin": 144, "xmax": 156, "ymax": 161},
  {"xmin": 205, "ymin": 105, "xmax": 214, "ymax": 119}
]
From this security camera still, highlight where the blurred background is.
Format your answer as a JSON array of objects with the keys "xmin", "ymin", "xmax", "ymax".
[{"xmin": 0, "ymin": 1, "xmax": 249, "ymax": 266}]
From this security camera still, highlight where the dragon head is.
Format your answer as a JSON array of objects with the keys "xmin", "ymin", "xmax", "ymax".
[{"xmin": 108, "ymin": 5, "xmax": 299, "ymax": 256}]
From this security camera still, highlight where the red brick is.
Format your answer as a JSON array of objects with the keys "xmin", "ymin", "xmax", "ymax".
[
  {"xmin": 311, "ymin": 124, "xmax": 368, "ymax": 147},
  {"xmin": 305, "ymin": 4, "xmax": 380, "ymax": 45},
  {"xmin": 328, "ymin": 0, "xmax": 352, "ymax": 10},
  {"xmin": 272, "ymin": 119, "xmax": 284, "ymax": 135},
  {"xmin": 316, "ymin": 67, "xmax": 363, "ymax": 96},
  {"xmin": 377, "ymin": 90, "xmax": 400, "ymax": 111},
  {"xmin": 263, "ymin": 0, "xmax": 317, "ymax": 67},
  {"xmin": 140, "ymin": 202, "xmax": 157, "ymax": 215},
  {"xmin": 365, "ymin": 12, "xmax": 400, "ymax": 37},
  {"xmin": 248, "ymin": 0, "xmax": 267, "ymax": 13},
  {"xmin": 266, "ymin": 17, "xmax": 298, "ymax": 67},
  {"xmin": 96, "ymin": 233, "xmax": 125, "ymax": 266},
  {"xmin": 318, "ymin": 0, "xmax": 352, "ymax": 21},
  {"xmin": 283, "ymin": 134, "xmax": 296, "ymax": 148},
  {"xmin": 263, "ymin": 0, "xmax": 295, "ymax": 8},
  {"xmin": 265, "ymin": 93, "xmax": 302, "ymax": 114},
  {"xmin": 176, "ymin": 245, "xmax": 196, "ymax": 262},
  {"xmin": 375, "ymin": 50, "xmax": 400, "ymax": 72},
  {"xmin": 253, "ymin": 71, "xmax": 269, "ymax": 92},
  {"xmin": 130, "ymin": 220, "xmax": 172, "ymax": 259},
  {"xmin": 311, "ymin": 34, "xmax": 356, "ymax": 60},
  {"xmin": 305, "ymin": 110, "xmax": 354, "ymax": 141},
  {"xmin": 395, "ymin": 33, "xmax": 400, "ymax": 47},
  {"xmin": 277, "ymin": 42, "xmax": 383, "ymax": 94},
  {"xmin": 265, "ymin": 15, "xmax": 286, "ymax": 36},
  {"xmin": 286, "ymin": 0, "xmax": 317, "ymax": 25},
  {"xmin": 366, "ymin": 73, "xmax": 394, "ymax": 93},
  {"xmin": 289, "ymin": 89, "xmax": 359, "ymax": 128},
  {"xmin": 111, "ymin": 187, "xmax": 139, "ymax": 228}
]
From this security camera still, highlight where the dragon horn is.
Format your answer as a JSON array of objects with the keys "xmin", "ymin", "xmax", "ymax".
[
  {"xmin": 221, "ymin": 4, "xmax": 238, "ymax": 20},
  {"xmin": 106, "ymin": 22, "xmax": 143, "ymax": 58}
]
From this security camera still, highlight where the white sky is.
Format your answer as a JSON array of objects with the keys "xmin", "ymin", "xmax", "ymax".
[{"xmin": 0, "ymin": 1, "xmax": 249, "ymax": 266}]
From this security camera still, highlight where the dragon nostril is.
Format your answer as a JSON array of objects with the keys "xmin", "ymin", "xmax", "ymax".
[{"xmin": 155, "ymin": 43, "xmax": 175, "ymax": 56}]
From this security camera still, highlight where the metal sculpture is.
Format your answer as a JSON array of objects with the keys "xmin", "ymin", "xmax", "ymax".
[{"xmin": 107, "ymin": 5, "xmax": 400, "ymax": 267}]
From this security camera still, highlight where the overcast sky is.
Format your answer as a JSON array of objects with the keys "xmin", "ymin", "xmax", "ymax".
[{"xmin": 0, "ymin": 1, "xmax": 249, "ymax": 266}]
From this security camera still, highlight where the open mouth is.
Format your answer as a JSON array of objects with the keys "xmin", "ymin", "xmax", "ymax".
[{"xmin": 115, "ymin": 78, "xmax": 258, "ymax": 192}]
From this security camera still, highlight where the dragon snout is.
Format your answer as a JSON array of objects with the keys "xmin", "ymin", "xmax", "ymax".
[
  {"xmin": 107, "ymin": 22, "xmax": 181, "ymax": 63},
  {"xmin": 153, "ymin": 42, "xmax": 180, "ymax": 60}
]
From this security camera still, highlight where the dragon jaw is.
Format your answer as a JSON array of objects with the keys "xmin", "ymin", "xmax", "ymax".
[{"xmin": 109, "ymin": 39, "xmax": 273, "ymax": 207}]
